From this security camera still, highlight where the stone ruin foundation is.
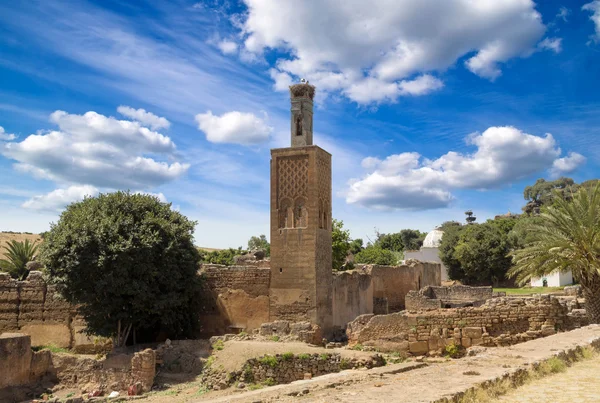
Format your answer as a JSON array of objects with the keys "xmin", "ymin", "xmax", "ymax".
[
  {"xmin": 0, "ymin": 333, "xmax": 155, "ymax": 402},
  {"xmin": 405, "ymin": 285, "xmax": 494, "ymax": 310},
  {"xmin": 347, "ymin": 295, "xmax": 589, "ymax": 355}
]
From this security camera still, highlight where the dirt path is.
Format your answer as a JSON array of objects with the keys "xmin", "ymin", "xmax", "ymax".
[
  {"xmin": 198, "ymin": 325, "xmax": 600, "ymax": 403},
  {"xmin": 494, "ymin": 356, "xmax": 600, "ymax": 403}
]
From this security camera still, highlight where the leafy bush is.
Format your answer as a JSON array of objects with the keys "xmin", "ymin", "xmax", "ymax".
[
  {"xmin": 281, "ymin": 352, "xmax": 294, "ymax": 360},
  {"xmin": 40, "ymin": 191, "xmax": 202, "ymax": 347},
  {"xmin": 444, "ymin": 342, "xmax": 464, "ymax": 358},
  {"xmin": 259, "ymin": 355, "xmax": 279, "ymax": 368},
  {"xmin": 354, "ymin": 247, "xmax": 397, "ymax": 265},
  {"xmin": 270, "ymin": 335, "xmax": 280, "ymax": 342},
  {"xmin": 297, "ymin": 353, "xmax": 311, "ymax": 360},
  {"xmin": 212, "ymin": 340, "xmax": 225, "ymax": 351}
]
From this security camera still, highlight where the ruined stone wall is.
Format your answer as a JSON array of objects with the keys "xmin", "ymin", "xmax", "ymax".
[
  {"xmin": 198, "ymin": 265, "xmax": 271, "ymax": 336},
  {"xmin": 405, "ymin": 285, "xmax": 493, "ymax": 311},
  {"xmin": 0, "ymin": 272, "xmax": 93, "ymax": 349},
  {"xmin": 363, "ymin": 262, "xmax": 441, "ymax": 313},
  {"xmin": 0, "ymin": 333, "xmax": 156, "ymax": 397},
  {"xmin": 347, "ymin": 295, "xmax": 582, "ymax": 356},
  {"xmin": 332, "ymin": 270, "xmax": 373, "ymax": 328},
  {"xmin": 202, "ymin": 352, "xmax": 385, "ymax": 390}
]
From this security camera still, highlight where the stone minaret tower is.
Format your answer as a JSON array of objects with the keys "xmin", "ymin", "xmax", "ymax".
[{"xmin": 269, "ymin": 83, "xmax": 333, "ymax": 336}]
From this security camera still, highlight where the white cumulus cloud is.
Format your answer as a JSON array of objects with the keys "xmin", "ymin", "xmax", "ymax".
[
  {"xmin": 347, "ymin": 126, "xmax": 585, "ymax": 210},
  {"xmin": 1, "ymin": 109, "xmax": 189, "ymax": 189},
  {"xmin": 0, "ymin": 126, "xmax": 16, "ymax": 141},
  {"xmin": 234, "ymin": 0, "xmax": 546, "ymax": 102},
  {"xmin": 195, "ymin": 110, "xmax": 273, "ymax": 145},
  {"xmin": 583, "ymin": 1, "xmax": 600, "ymax": 43},
  {"xmin": 22, "ymin": 185, "xmax": 99, "ymax": 212},
  {"xmin": 538, "ymin": 37, "xmax": 563, "ymax": 53},
  {"xmin": 217, "ymin": 39, "xmax": 238, "ymax": 55},
  {"xmin": 117, "ymin": 105, "xmax": 170, "ymax": 130},
  {"xmin": 551, "ymin": 152, "xmax": 587, "ymax": 177}
]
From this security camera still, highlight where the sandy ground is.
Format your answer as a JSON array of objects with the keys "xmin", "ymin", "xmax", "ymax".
[
  {"xmin": 494, "ymin": 355, "xmax": 600, "ymax": 403},
  {"xmin": 196, "ymin": 325, "xmax": 600, "ymax": 403}
]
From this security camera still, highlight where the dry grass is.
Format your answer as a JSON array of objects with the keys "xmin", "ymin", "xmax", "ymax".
[
  {"xmin": 457, "ymin": 347, "xmax": 597, "ymax": 403},
  {"xmin": 0, "ymin": 232, "xmax": 42, "ymax": 260}
]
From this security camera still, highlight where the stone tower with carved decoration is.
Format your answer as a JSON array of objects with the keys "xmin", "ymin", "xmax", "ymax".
[{"xmin": 269, "ymin": 83, "xmax": 333, "ymax": 335}]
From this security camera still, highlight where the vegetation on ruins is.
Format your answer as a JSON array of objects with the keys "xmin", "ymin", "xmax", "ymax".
[
  {"xmin": 332, "ymin": 219, "xmax": 352, "ymax": 270},
  {"xmin": 247, "ymin": 234, "xmax": 270, "ymax": 256},
  {"xmin": 40, "ymin": 191, "xmax": 202, "ymax": 347},
  {"xmin": 510, "ymin": 185, "xmax": 600, "ymax": 323},
  {"xmin": 200, "ymin": 247, "xmax": 244, "ymax": 265},
  {"xmin": 354, "ymin": 246, "xmax": 397, "ymax": 265},
  {"xmin": 0, "ymin": 239, "xmax": 39, "ymax": 280}
]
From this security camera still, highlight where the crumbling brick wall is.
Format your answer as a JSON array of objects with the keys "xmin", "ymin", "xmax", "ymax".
[
  {"xmin": 0, "ymin": 272, "xmax": 76, "ymax": 348},
  {"xmin": 198, "ymin": 265, "xmax": 271, "ymax": 336},
  {"xmin": 347, "ymin": 295, "xmax": 583, "ymax": 355}
]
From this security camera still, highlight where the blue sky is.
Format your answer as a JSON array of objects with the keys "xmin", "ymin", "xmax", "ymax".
[{"xmin": 0, "ymin": 0, "xmax": 599, "ymax": 248}]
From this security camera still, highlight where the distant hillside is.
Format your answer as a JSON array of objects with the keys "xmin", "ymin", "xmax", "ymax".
[{"xmin": 0, "ymin": 232, "xmax": 43, "ymax": 260}]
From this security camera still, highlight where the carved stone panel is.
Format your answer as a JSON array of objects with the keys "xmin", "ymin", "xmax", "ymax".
[{"xmin": 277, "ymin": 155, "xmax": 309, "ymax": 228}]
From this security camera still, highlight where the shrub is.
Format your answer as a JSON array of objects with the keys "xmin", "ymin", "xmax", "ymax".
[
  {"xmin": 270, "ymin": 335, "xmax": 280, "ymax": 342},
  {"xmin": 354, "ymin": 247, "xmax": 397, "ymax": 265},
  {"xmin": 40, "ymin": 191, "xmax": 202, "ymax": 347},
  {"xmin": 282, "ymin": 352, "xmax": 294, "ymax": 360},
  {"xmin": 212, "ymin": 340, "xmax": 225, "ymax": 351},
  {"xmin": 350, "ymin": 343, "xmax": 364, "ymax": 351},
  {"xmin": 297, "ymin": 353, "xmax": 311, "ymax": 360},
  {"xmin": 444, "ymin": 342, "xmax": 464, "ymax": 359},
  {"xmin": 259, "ymin": 355, "xmax": 278, "ymax": 368},
  {"xmin": 0, "ymin": 239, "xmax": 39, "ymax": 280}
]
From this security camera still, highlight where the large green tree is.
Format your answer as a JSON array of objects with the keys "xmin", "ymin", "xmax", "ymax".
[
  {"xmin": 40, "ymin": 191, "xmax": 202, "ymax": 347},
  {"xmin": 523, "ymin": 177, "xmax": 579, "ymax": 214},
  {"xmin": 439, "ymin": 220, "xmax": 513, "ymax": 286},
  {"xmin": 0, "ymin": 239, "xmax": 39, "ymax": 280},
  {"xmin": 510, "ymin": 185, "xmax": 600, "ymax": 323}
]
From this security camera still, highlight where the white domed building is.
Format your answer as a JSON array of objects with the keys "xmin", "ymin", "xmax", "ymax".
[{"xmin": 404, "ymin": 228, "xmax": 449, "ymax": 281}]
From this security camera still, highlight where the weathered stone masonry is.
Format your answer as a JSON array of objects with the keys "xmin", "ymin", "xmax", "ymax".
[
  {"xmin": 347, "ymin": 295, "xmax": 589, "ymax": 355},
  {"xmin": 198, "ymin": 265, "xmax": 271, "ymax": 337},
  {"xmin": 405, "ymin": 285, "xmax": 493, "ymax": 311},
  {"xmin": 0, "ymin": 272, "xmax": 92, "ymax": 350}
]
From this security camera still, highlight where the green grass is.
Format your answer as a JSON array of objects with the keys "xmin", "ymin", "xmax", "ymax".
[
  {"xmin": 31, "ymin": 345, "xmax": 71, "ymax": 353},
  {"xmin": 259, "ymin": 355, "xmax": 279, "ymax": 368},
  {"xmin": 211, "ymin": 339, "xmax": 225, "ymax": 351},
  {"xmin": 494, "ymin": 286, "xmax": 565, "ymax": 295}
]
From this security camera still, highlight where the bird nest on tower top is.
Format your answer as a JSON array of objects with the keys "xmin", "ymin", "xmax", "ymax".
[{"xmin": 289, "ymin": 83, "xmax": 316, "ymax": 100}]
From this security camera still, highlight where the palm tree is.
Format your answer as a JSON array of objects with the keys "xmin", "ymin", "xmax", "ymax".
[
  {"xmin": 509, "ymin": 184, "xmax": 600, "ymax": 323},
  {"xmin": 0, "ymin": 239, "xmax": 39, "ymax": 280}
]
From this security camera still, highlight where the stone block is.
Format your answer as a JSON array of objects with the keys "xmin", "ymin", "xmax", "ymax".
[
  {"xmin": 409, "ymin": 341, "xmax": 429, "ymax": 355},
  {"xmin": 462, "ymin": 327, "xmax": 482, "ymax": 339},
  {"xmin": 461, "ymin": 337, "xmax": 472, "ymax": 348},
  {"xmin": 0, "ymin": 333, "xmax": 33, "ymax": 388}
]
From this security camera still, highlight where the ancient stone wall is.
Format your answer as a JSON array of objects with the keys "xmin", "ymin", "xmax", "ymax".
[
  {"xmin": 405, "ymin": 285, "xmax": 493, "ymax": 311},
  {"xmin": 202, "ymin": 352, "xmax": 385, "ymax": 390},
  {"xmin": 332, "ymin": 270, "xmax": 373, "ymax": 328},
  {"xmin": 0, "ymin": 272, "xmax": 95, "ymax": 349},
  {"xmin": 361, "ymin": 262, "xmax": 441, "ymax": 312},
  {"xmin": 347, "ymin": 295, "xmax": 583, "ymax": 356},
  {"xmin": 198, "ymin": 265, "xmax": 271, "ymax": 336}
]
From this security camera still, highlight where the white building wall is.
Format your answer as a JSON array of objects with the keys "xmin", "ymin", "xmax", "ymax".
[
  {"xmin": 404, "ymin": 247, "xmax": 448, "ymax": 281},
  {"xmin": 531, "ymin": 270, "xmax": 573, "ymax": 287}
]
